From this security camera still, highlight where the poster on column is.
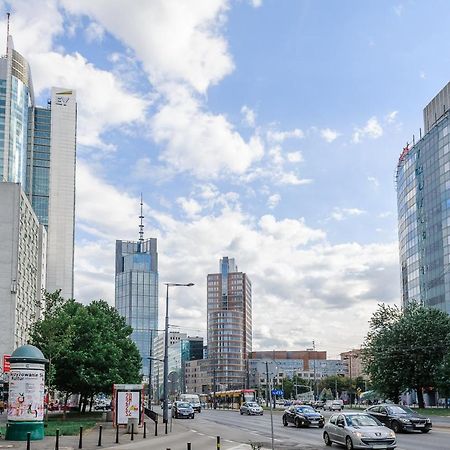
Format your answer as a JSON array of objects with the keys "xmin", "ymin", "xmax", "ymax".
[
  {"xmin": 8, "ymin": 366, "xmax": 45, "ymax": 421},
  {"xmin": 116, "ymin": 391, "xmax": 140, "ymax": 424}
]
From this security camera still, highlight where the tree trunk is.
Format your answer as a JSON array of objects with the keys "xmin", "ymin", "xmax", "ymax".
[
  {"xmin": 89, "ymin": 396, "xmax": 93, "ymax": 412},
  {"xmin": 63, "ymin": 393, "xmax": 69, "ymax": 420},
  {"xmin": 417, "ymin": 387, "xmax": 425, "ymax": 409}
]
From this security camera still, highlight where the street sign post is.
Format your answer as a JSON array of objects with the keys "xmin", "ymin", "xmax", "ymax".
[{"xmin": 271, "ymin": 389, "xmax": 284, "ymax": 396}]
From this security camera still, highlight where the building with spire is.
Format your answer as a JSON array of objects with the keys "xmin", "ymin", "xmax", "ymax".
[
  {"xmin": 114, "ymin": 198, "xmax": 159, "ymax": 377},
  {"xmin": 207, "ymin": 257, "xmax": 252, "ymax": 390}
]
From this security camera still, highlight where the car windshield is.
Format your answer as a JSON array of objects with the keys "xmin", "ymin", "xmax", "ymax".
[
  {"xmin": 247, "ymin": 402, "xmax": 259, "ymax": 407},
  {"xmin": 346, "ymin": 414, "xmax": 380, "ymax": 427},
  {"xmin": 178, "ymin": 402, "xmax": 191, "ymax": 408},
  {"xmin": 388, "ymin": 405, "xmax": 410, "ymax": 415},
  {"xmin": 296, "ymin": 406, "xmax": 315, "ymax": 413}
]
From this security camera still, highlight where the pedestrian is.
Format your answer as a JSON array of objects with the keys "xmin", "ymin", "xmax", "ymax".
[{"xmin": 0, "ymin": 399, "xmax": 4, "ymax": 414}]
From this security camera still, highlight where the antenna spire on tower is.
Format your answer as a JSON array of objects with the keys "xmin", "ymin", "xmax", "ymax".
[
  {"xmin": 139, "ymin": 193, "xmax": 144, "ymax": 243},
  {"xmin": 6, "ymin": 12, "xmax": 10, "ymax": 54}
]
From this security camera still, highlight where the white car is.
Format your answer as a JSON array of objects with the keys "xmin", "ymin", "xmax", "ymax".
[
  {"xmin": 240, "ymin": 401, "xmax": 263, "ymax": 416},
  {"xmin": 323, "ymin": 412, "xmax": 396, "ymax": 449}
]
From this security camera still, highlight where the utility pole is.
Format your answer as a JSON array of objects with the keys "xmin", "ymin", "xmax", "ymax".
[
  {"xmin": 313, "ymin": 340, "xmax": 317, "ymax": 401},
  {"xmin": 266, "ymin": 361, "xmax": 274, "ymax": 450},
  {"xmin": 213, "ymin": 368, "xmax": 217, "ymax": 409}
]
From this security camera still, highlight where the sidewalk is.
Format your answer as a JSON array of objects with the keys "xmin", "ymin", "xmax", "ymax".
[{"xmin": 0, "ymin": 419, "xmax": 177, "ymax": 450}]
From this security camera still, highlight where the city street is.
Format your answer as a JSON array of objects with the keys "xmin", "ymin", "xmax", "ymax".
[{"xmin": 176, "ymin": 408, "xmax": 450, "ymax": 450}]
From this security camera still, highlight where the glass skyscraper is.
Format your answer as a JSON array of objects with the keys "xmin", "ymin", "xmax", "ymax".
[
  {"xmin": 115, "ymin": 238, "xmax": 158, "ymax": 376},
  {"xmin": 397, "ymin": 82, "xmax": 450, "ymax": 312},
  {"xmin": 207, "ymin": 257, "xmax": 252, "ymax": 390}
]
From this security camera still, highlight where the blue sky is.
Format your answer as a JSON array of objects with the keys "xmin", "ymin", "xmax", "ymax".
[{"xmin": 5, "ymin": 0, "xmax": 450, "ymax": 357}]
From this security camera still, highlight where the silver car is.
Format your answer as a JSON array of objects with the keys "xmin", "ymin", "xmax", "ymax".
[
  {"xmin": 240, "ymin": 401, "xmax": 263, "ymax": 415},
  {"xmin": 323, "ymin": 412, "xmax": 396, "ymax": 450}
]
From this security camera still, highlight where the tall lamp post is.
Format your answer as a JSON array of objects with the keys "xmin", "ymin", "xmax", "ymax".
[{"xmin": 163, "ymin": 282, "xmax": 194, "ymax": 434}]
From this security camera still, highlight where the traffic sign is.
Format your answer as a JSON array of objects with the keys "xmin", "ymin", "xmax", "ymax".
[
  {"xmin": 2, "ymin": 354, "xmax": 10, "ymax": 373},
  {"xmin": 271, "ymin": 389, "xmax": 284, "ymax": 396}
]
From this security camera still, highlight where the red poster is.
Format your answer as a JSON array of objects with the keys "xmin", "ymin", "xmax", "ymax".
[{"xmin": 3, "ymin": 354, "xmax": 10, "ymax": 373}]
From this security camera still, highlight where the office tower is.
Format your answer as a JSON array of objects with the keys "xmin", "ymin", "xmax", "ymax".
[
  {"xmin": 0, "ymin": 183, "xmax": 46, "ymax": 359},
  {"xmin": 0, "ymin": 36, "xmax": 34, "ymax": 184},
  {"xmin": 115, "ymin": 209, "xmax": 158, "ymax": 377},
  {"xmin": 207, "ymin": 257, "xmax": 252, "ymax": 390},
  {"xmin": 397, "ymin": 81, "xmax": 450, "ymax": 312},
  {"xmin": 26, "ymin": 88, "xmax": 77, "ymax": 299}
]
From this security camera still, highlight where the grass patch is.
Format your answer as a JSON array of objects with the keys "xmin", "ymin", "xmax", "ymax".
[
  {"xmin": 414, "ymin": 408, "xmax": 450, "ymax": 416},
  {"xmin": 43, "ymin": 411, "xmax": 103, "ymax": 436}
]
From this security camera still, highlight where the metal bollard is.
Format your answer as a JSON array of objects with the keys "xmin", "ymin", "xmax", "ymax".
[
  {"xmin": 217, "ymin": 436, "xmax": 221, "ymax": 450},
  {"xmin": 97, "ymin": 425, "xmax": 102, "ymax": 446},
  {"xmin": 165, "ymin": 421, "xmax": 168, "ymax": 435},
  {"xmin": 26, "ymin": 432, "xmax": 31, "ymax": 450},
  {"xmin": 143, "ymin": 422, "xmax": 146, "ymax": 439},
  {"xmin": 154, "ymin": 421, "xmax": 158, "ymax": 436},
  {"xmin": 131, "ymin": 422, "xmax": 134, "ymax": 441},
  {"xmin": 55, "ymin": 429, "xmax": 60, "ymax": 450},
  {"xmin": 115, "ymin": 425, "xmax": 119, "ymax": 444},
  {"xmin": 187, "ymin": 443, "xmax": 191, "ymax": 450},
  {"xmin": 78, "ymin": 426, "xmax": 83, "ymax": 449}
]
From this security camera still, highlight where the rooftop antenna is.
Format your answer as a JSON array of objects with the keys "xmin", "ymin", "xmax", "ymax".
[
  {"xmin": 139, "ymin": 193, "xmax": 144, "ymax": 244},
  {"xmin": 6, "ymin": 12, "xmax": 10, "ymax": 54}
]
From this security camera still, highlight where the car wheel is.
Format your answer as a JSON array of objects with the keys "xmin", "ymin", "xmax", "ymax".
[
  {"xmin": 421, "ymin": 429, "xmax": 430, "ymax": 433},
  {"xmin": 240, "ymin": 411, "xmax": 243, "ymax": 415},
  {"xmin": 295, "ymin": 418, "xmax": 301, "ymax": 428},
  {"xmin": 191, "ymin": 414, "xmax": 195, "ymax": 419},
  {"xmin": 283, "ymin": 416, "xmax": 288, "ymax": 427},
  {"xmin": 345, "ymin": 436, "xmax": 354, "ymax": 450},
  {"xmin": 391, "ymin": 421, "xmax": 401, "ymax": 433},
  {"xmin": 323, "ymin": 432, "xmax": 332, "ymax": 446},
  {"xmin": 319, "ymin": 423, "xmax": 324, "ymax": 429}
]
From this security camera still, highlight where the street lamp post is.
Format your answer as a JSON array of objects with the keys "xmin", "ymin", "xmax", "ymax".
[{"xmin": 163, "ymin": 282, "xmax": 194, "ymax": 434}]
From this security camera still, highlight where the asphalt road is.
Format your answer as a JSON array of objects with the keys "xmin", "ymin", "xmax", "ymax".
[{"xmin": 179, "ymin": 408, "xmax": 450, "ymax": 450}]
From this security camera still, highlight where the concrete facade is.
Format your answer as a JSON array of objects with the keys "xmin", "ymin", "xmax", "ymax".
[{"xmin": 0, "ymin": 183, "xmax": 46, "ymax": 358}]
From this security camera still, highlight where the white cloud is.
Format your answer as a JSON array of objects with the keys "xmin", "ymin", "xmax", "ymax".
[
  {"xmin": 287, "ymin": 152, "xmax": 303, "ymax": 163},
  {"xmin": 378, "ymin": 211, "xmax": 393, "ymax": 219},
  {"xmin": 393, "ymin": 4, "xmax": 404, "ymax": 16},
  {"xmin": 151, "ymin": 85, "xmax": 264, "ymax": 178},
  {"xmin": 367, "ymin": 176, "xmax": 379, "ymax": 188},
  {"xmin": 279, "ymin": 172, "xmax": 312, "ymax": 186},
  {"xmin": 241, "ymin": 105, "xmax": 256, "ymax": 127},
  {"xmin": 267, "ymin": 128, "xmax": 304, "ymax": 143},
  {"xmin": 420, "ymin": 70, "xmax": 426, "ymax": 79},
  {"xmin": 249, "ymin": 0, "xmax": 262, "ymax": 7},
  {"xmin": 61, "ymin": 0, "xmax": 234, "ymax": 94},
  {"xmin": 320, "ymin": 128, "xmax": 340, "ymax": 143},
  {"xmin": 85, "ymin": 21, "xmax": 105, "ymax": 43},
  {"xmin": 330, "ymin": 207, "xmax": 366, "ymax": 221},
  {"xmin": 352, "ymin": 117, "xmax": 383, "ymax": 143},
  {"xmin": 385, "ymin": 111, "xmax": 398, "ymax": 124},
  {"xmin": 176, "ymin": 197, "xmax": 203, "ymax": 217},
  {"xmin": 267, "ymin": 194, "xmax": 280, "ymax": 209}
]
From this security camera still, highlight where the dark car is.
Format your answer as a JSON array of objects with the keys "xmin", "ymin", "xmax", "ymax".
[
  {"xmin": 365, "ymin": 404, "xmax": 432, "ymax": 433},
  {"xmin": 282, "ymin": 405, "xmax": 325, "ymax": 428},
  {"xmin": 172, "ymin": 401, "xmax": 195, "ymax": 419}
]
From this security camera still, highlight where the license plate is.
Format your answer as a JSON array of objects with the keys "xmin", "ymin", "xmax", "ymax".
[
  {"xmin": 415, "ymin": 424, "xmax": 425, "ymax": 428},
  {"xmin": 372, "ymin": 446, "xmax": 387, "ymax": 450}
]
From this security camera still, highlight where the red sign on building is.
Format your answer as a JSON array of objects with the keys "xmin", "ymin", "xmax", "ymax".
[{"xmin": 3, "ymin": 354, "xmax": 11, "ymax": 373}]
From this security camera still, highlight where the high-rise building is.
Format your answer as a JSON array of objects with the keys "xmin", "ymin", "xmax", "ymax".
[
  {"xmin": 0, "ymin": 35, "xmax": 76, "ymax": 299},
  {"xmin": 397, "ymin": 82, "xmax": 450, "ymax": 312},
  {"xmin": 26, "ymin": 88, "xmax": 77, "ymax": 299},
  {"xmin": 207, "ymin": 257, "xmax": 252, "ymax": 390},
  {"xmin": 115, "ymin": 219, "xmax": 158, "ymax": 377},
  {"xmin": 0, "ymin": 36, "xmax": 34, "ymax": 184},
  {"xmin": 0, "ymin": 183, "xmax": 46, "ymax": 358}
]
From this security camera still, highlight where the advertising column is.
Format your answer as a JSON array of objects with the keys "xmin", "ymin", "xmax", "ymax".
[{"xmin": 6, "ymin": 345, "xmax": 48, "ymax": 440}]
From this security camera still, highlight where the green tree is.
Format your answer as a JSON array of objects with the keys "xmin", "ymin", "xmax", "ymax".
[
  {"xmin": 30, "ymin": 292, "xmax": 142, "ymax": 411},
  {"xmin": 436, "ymin": 352, "xmax": 450, "ymax": 408},
  {"xmin": 362, "ymin": 301, "xmax": 450, "ymax": 408}
]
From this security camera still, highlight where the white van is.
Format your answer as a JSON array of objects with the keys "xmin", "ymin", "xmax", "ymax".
[
  {"xmin": 323, "ymin": 399, "xmax": 343, "ymax": 411},
  {"xmin": 179, "ymin": 394, "xmax": 201, "ymax": 412}
]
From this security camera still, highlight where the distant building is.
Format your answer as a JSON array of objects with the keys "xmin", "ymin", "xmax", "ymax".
[
  {"xmin": 340, "ymin": 349, "xmax": 366, "ymax": 379},
  {"xmin": 185, "ymin": 359, "xmax": 211, "ymax": 394},
  {"xmin": 0, "ymin": 183, "xmax": 46, "ymax": 358},
  {"xmin": 207, "ymin": 257, "xmax": 252, "ymax": 390},
  {"xmin": 115, "ymin": 213, "xmax": 158, "ymax": 377},
  {"xmin": 397, "ymin": 81, "xmax": 450, "ymax": 312}
]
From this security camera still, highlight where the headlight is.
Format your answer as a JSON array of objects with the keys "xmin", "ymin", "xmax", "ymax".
[
  {"xmin": 426, "ymin": 418, "xmax": 431, "ymax": 423},
  {"xmin": 388, "ymin": 431, "xmax": 395, "ymax": 437},
  {"xmin": 354, "ymin": 431, "xmax": 368, "ymax": 438},
  {"xmin": 400, "ymin": 418, "xmax": 411, "ymax": 423}
]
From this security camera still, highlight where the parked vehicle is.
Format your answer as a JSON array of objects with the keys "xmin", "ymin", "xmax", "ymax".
[
  {"xmin": 240, "ymin": 401, "xmax": 263, "ymax": 416},
  {"xmin": 179, "ymin": 393, "xmax": 202, "ymax": 412},
  {"xmin": 313, "ymin": 400, "xmax": 325, "ymax": 409},
  {"xmin": 282, "ymin": 405, "xmax": 325, "ymax": 428},
  {"xmin": 172, "ymin": 401, "xmax": 195, "ymax": 419},
  {"xmin": 323, "ymin": 399, "xmax": 344, "ymax": 411},
  {"xmin": 323, "ymin": 412, "xmax": 396, "ymax": 449},
  {"xmin": 364, "ymin": 404, "xmax": 432, "ymax": 433}
]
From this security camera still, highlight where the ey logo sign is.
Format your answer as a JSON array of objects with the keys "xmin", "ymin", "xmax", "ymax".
[{"xmin": 55, "ymin": 90, "xmax": 72, "ymax": 106}]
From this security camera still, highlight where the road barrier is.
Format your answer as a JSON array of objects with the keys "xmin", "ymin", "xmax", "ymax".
[
  {"xmin": 78, "ymin": 426, "xmax": 83, "ymax": 449},
  {"xmin": 97, "ymin": 425, "xmax": 102, "ymax": 446}
]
